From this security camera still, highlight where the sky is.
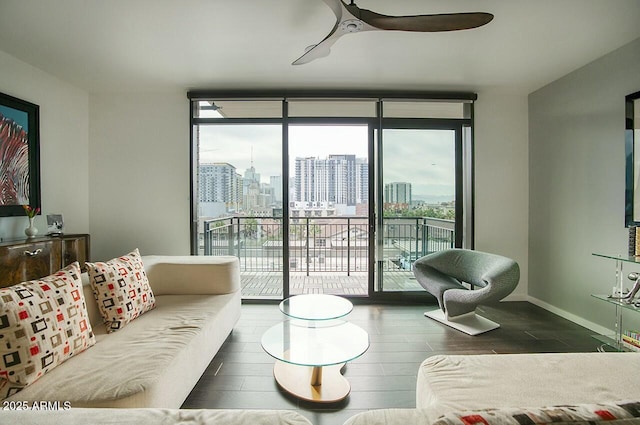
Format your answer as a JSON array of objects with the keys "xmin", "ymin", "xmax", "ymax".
[{"xmin": 198, "ymin": 124, "xmax": 455, "ymax": 201}]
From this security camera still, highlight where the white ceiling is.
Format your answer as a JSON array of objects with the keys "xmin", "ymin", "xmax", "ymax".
[{"xmin": 1, "ymin": 0, "xmax": 639, "ymax": 95}]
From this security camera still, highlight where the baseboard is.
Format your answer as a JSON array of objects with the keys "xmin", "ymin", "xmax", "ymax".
[
  {"xmin": 526, "ymin": 295, "xmax": 612, "ymax": 336},
  {"xmin": 502, "ymin": 293, "xmax": 529, "ymax": 302}
]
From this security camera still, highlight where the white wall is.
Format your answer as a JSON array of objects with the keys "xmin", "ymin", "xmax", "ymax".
[
  {"xmin": 87, "ymin": 89, "xmax": 532, "ymax": 284},
  {"xmin": 0, "ymin": 51, "xmax": 89, "ymax": 240},
  {"xmin": 88, "ymin": 92, "xmax": 191, "ymax": 260},
  {"xmin": 474, "ymin": 89, "xmax": 530, "ymax": 298},
  {"xmin": 529, "ymin": 37, "xmax": 640, "ymax": 332}
]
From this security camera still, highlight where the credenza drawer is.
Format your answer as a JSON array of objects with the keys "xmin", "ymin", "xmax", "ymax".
[{"xmin": 0, "ymin": 234, "xmax": 90, "ymax": 288}]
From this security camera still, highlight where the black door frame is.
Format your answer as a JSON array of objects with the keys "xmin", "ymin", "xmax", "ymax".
[
  {"xmin": 371, "ymin": 118, "xmax": 467, "ymax": 302},
  {"xmin": 285, "ymin": 116, "xmax": 377, "ymax": 299},
  {"xmin": 188, "ymin": 91, "xmax": 475, "ymax": 303}
]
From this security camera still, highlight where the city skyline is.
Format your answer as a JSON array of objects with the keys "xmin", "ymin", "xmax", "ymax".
[{"xmin": 198, "ymin": 124, "xmax": 455, "ymax": 202}]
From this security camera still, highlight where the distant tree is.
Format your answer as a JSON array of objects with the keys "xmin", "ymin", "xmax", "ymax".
[
  {"xmin": 243, "ymin": 218, "xmax": 258, "ymax": 238},
  {"xmin": 383, "ymin": 206, "xmax": 454, "ymax": 220},
  {"xmin": 289, "ymin": 220, "xmax": 320, "ymax": 240}
]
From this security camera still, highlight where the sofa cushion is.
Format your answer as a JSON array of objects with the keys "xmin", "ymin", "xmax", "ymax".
[
  {"xmin": 0, "ymin": 262, "xmax": 95, "ymax": 399},
  {"xmin": 3, "ymin": 291, "xmax": 241, "ymax": 407},
  {"xmin": 417, "ymin": 353, "xmax": 640, "ymax": 414},
  {"xmin": 432, "ymin": 401, "xmax": 640, "ymax": 425},
  {"xmin": 0, "ymin": 407, "xmax": 313, "ymax": 425},
  {"xmin": 87, "ymin": 249, "xmax": 156, "ymax": 333},
  {"xmin": 142, "ymin": 255, "xmax": 241, "ymax": 295}
]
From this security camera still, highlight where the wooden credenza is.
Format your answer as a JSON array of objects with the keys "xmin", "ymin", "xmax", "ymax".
[{"xmin": 0, "ymin": 234, "xmax": 90, "ymax": 288}]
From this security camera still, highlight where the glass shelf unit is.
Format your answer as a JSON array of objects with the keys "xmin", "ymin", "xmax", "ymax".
[
  {"xmin": 592, "ymin": 253, "xmax": 640, "ymax": 264},
  {"xmin": 591, "ymin": 253, "xmax": 640, "ymax": 351},
  {"xmin": 591, "ymin": 334, "xmax": 625, "ymax": 351},
  {"xmin": 591, "ymin": 294, "xmax": 640, "ymax": 312}
]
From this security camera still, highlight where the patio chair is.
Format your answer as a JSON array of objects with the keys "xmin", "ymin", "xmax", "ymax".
[{"xmin": 413, "ymin": 248, "xmax": 520, "ymax": 335}]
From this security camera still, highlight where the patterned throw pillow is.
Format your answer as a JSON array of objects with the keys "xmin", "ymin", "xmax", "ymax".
[
  {"xmin": 433, "ymin": 401, "xmax": 640, "ymax": 425},
  {"xmin": 87, "ymin": 249, "xmax": 155, "ymax": 333},
  {"xmin": 0, "ymin": 262, "xmax": 95, "ymax": 399}
]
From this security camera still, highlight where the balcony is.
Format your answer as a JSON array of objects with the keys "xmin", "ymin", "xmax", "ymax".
[{"xmin": 202, "ymin": 216, "xmax": 454, "ymax": 298}]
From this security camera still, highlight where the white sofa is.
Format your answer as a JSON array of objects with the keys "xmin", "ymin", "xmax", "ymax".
[
  {"xmin": 4, "ymin": 255, "xmax": 242, "ymax": 409},
  {"xmin": 0, "ymin": 407, "xmax": 313, "ymax": 425},
  {"xmin": 345, "ymin": 352, "xmax": 640, "ymax": 424}
]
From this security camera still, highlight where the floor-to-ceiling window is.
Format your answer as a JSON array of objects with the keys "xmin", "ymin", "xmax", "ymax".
[
  {"xmin": 374, "ymin": 100, "xmax": 473, "ymax": 298},
  {"xmin": 378, "ymin": 127, "xmax": 457, "ymax": 293},
  {"xmin": 288, "ymin": 123, "xmax": 371, "ymax": 296},
  {"xmin": 189, "ymin": 92, "xmax": 474, "ymax": 301},
  {"xmin": 191, "ymin": 100, "xmax": 284, "ymax": 299}
]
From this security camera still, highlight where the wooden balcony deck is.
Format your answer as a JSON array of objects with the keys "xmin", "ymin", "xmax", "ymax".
[{"xmin": 240, "ymin": 270, "xmax": 423, "ymax": 298}]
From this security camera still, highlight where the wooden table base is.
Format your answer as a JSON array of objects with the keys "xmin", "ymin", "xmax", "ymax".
[{"xmin": 273, "ymin": 361, "xmax": 350, "ymax": 403}]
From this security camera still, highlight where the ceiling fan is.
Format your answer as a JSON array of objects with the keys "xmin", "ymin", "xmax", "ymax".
[{"xmin": 293, "ymin": 0, "xmax": 494, "ymax": 65}]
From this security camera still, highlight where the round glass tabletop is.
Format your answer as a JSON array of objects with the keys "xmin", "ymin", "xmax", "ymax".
[
  {"xmin": 279, "ymin": 294, "xmax": 353, "ymax": 320},
  {"xmin": 261, "ymin": 319, "xmax": 369, "ymax": 367}
]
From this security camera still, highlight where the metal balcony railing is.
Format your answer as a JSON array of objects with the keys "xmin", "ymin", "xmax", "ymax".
[{"xmin": 202, "ymin": 216, "xmax": 454, "ymax": 275}]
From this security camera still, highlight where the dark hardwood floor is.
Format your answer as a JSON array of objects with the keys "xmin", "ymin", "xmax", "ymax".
[{"xmin": 182, "ymin": 301, "xmax": 602, "ymax": 425}]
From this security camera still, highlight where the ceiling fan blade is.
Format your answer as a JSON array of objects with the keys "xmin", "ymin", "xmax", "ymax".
[
  {"xmin": 292, "ymin": 28, "xmax": 342, "ymax": 65},
  {"xmin": 293, "ymin": 0, "xmax": 375, "ymax": 65},
  {"xmin": 293, "ymin": 1, "xmax": 493, "ymax": 65},
  {"xmin": 357, "ymin": 10, "xmax": 494, "ymax": 32}
]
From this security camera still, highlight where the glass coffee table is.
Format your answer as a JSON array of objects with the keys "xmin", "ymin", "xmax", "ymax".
[
  {"xmin": 261, "ymin": 294, "xmax": 369, "ymax": 403},
  {"xmin": 279, "ymin": 293, "xmax": 353, "ymax": 320}
]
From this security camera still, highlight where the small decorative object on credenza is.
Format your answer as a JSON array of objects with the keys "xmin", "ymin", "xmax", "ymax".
[
  {"xmin": 22, "ymin": 204, "xmax": 40, "ymax": 238},
  {"xmin": 47, "ymin": 213, "xmax": 64, "ymax": 236}
]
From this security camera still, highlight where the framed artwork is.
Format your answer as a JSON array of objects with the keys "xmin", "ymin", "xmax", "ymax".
[
  {"xmin": 46, "ymin": 213, "xmax": 64, "ymax": 235},
  {"xmin": 0, "ymin": 91, "xmax": 40, "ymax": 216},
  {"xmin": 626, "ymin": 90, "xmax": 640, "ymax": 226}
]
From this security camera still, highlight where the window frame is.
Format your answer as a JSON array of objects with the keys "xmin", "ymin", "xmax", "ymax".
[{"xmin": 188, "ymin": 91, "xmax": 476, "ymax": 301}]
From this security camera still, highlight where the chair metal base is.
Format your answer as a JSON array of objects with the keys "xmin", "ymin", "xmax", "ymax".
[{"xmin": 424, "ymin": 309, "xmax": 500, "ymax": 336}]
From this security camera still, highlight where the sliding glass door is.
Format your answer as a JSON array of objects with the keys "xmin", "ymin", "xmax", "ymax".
[
  {"xmin": 376, "ymin": 127, "xmax": 459, "ymax": 295},
  {"xmin": 190, "ymin": 94, "xmax": 474, "ymax": 301},
  {"xmin": 195, "ymin": 121, "xmax": 284, "ymax": 299},
  {"xmin": 287, "ymin": 123, "xmax": 372, "ymax": 297}
]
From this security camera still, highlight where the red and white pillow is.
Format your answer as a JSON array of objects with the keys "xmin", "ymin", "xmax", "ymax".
[
  {"xmin": 86, "ymin": 248, "xmax": 155, "ymax": 333},
  {"xmin": 433, "ymin": 401, "xmax": 640, "ymax": 425},
  {"xmin": 0, "ymin": 262, "xmax": 96, "ymax": 399}
]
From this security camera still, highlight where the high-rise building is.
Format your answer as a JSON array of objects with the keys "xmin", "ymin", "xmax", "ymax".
[
  {"xmin": 294, "ymin": 154, "xmax": 360, "ymax": 206},
  {"xmin": 270, "ymin": 175, "xmax": 283, "ymax": 203},
  {"xmin": 384, "ymin": 182, "xmax": 412, "ymax": 205},
  {"xmin": 243, "ymin": 165, "xmax": 261, "ymax": 188},
  {"xmin": 328, "ymin": 154, "xmax": 357, "ymax": 206},
  {"xmin": 356, "ymin": 157, "xmax": 368, "ymax": 204},
  {"xmin": 243, "ymin": 165, "xmax": 261, "ymax": 211},
  {"xmin": 199, "ymin": 163, "xmax": 242, "ymax": 207},
  {"xmin": 295, "ymin": 156, "xmax": 316, "ymax": 203}
]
